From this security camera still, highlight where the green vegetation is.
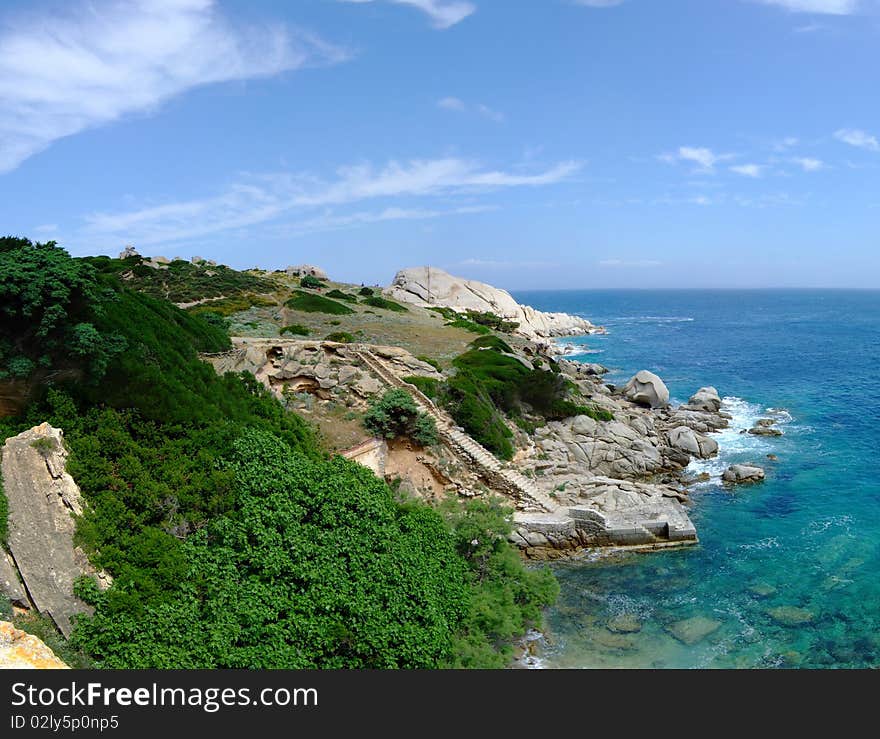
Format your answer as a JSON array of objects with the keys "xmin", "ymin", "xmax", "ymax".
[
  {"xmin": 280, "ymin": 324, "xmax": 310, "ymax": 337},
  {"xmin": 14, "ymin": 612, "xmax": 94, "ymax": 669},
  {"xmin": 426, "ymin": 306, "xmax": 497, "ymax": 335},
  {"xmin": 462, "ymin": 310, "xmax": 519, "ymax": 334},
  {"xmin": 0, "ymin": 239, "xmax": 559, "ymax": 669},
  {"xmin": 30, "ymin": 437, "xmax": 57, "ymax": 457},
  {"xmin": 326, "ymin": 289, "xmax": 358, "ymax": 303},
  {"xmin": 86, "ymin": 254, "xmax": 272, "ymax": 304},
  {"xmin": 324, "ymin": 331, "xmax": 357, "ymax": 344},
  {"xmin": 358, "ymin": 287, "xmax": 375, "ymax": 297},
  {"xmin": 299, "ymin": 275, "xmax": 327, "ymax": 290},
  {"xmin": 187, "ymin": 294, "xmax": 276, "ymax": 317},
  {"xmin": 363, "ymin": 389, "xmax": 438, "ymax": 447},
  {"xmin": 416, "ymin": 355, "xmax": 442, "ymax": 372},
  {"xmin": 362, "ymin": 295, "xmax": 409, "ymax": 313},
  {"xmin": 285, "ymin": 291, "xmax": 354, "ymax": 315},
  {"xmin": 442, "ymin": 370, "xmax": 514, "ymax": 459},
  {"xmin": 468, "ymin": 335, "xmax": 514, "ymax": 354},
  {"xmin": 439, "ymin": 497, "xmax": 559, "ymax": 667},
  {"xmin": 0, "ymin": 237, "xmax": 127, "ymax": 383},
  {"xmin": 403, "ymin": 376, "xmax": 441, "ymax": 399}
]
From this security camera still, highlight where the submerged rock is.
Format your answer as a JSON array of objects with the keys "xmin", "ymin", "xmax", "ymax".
[
  {"xmin": 622, "ymin": 371, "xmax": 670, "ymax": 409},
  {"xmin": 767, "ymin": 606, "xmax": 814, "ymax": 626},
  {"xmin": 748, "ymin": 582, "xmax": 778, "ymax": 598},
  {"xmin": 665, "ymin": 616, "xmax": 722, "ymax": 645},
  {"xmin": 607, "ymin": 613, "xmax": 643, "ymax": 634}
]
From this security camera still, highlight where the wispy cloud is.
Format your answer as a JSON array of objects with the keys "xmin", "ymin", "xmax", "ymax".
[
  {"xmin": 598, "ymin": 259, "xmax": 663, "ymax": 268},
  {"xmin": 659, "ymin": 146, "xmax": 736, "ymax": 172},
  {"xmin": 339, "ymin": 0, "xmax": 476, "ymax": 29},
  {"xmin": 33, "ymin": 223, "xmax": 59, "ymax": 234},
  {"xmin": 0, "ymin": 0, "xmax": 347, "ymax": 174},
  {"xmin": 793, "ymin": 22, "xmax": 824, "ymax": 30},
  {"xmin": 751, "ymin": 0, "xmax": 859, "ymax": 14},
  {"xmin": 834, "ymin": 128, "xmax": 879, "ymax": 152},
  {"xmin": 792, "ymin": 156, "xmax": 825, "ymax": 171},
  {"xmin": 277, "ymin": 205, "xmax": 495, "ymax": 237},
  {"xmin": 83, "ymin": 157, "xmax": 581, "ymax": 245},
  {"xmin": 730, "ymin": 163, "xmax": 765, "ymax": 178},
  {"xmin": 437, "ymin": 96, "xmax": 504, "ymax": 121},
  {"xmin": 772, "ymin": 136, "xmax": 800, "ymax": 151}
]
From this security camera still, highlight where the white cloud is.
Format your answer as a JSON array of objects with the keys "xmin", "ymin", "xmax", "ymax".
[
  {"xmin": 773, "ymin": 136, "xmax": 800, "ymax": 151},
  {"xmin": 33, "ymin": 223, "xmax": 59, "ymax": 234},
  {"xmin": 83, "ymin": 157, "xmax": 581, "ymax": 245},
  {"xmin": 834, "ymin": 128, "xmax": 879, "ymax": 152},
  {"xmin": 339, "ymin": 0, "xmax": 476, "ymax": 29},
  {"xmin": 277, "ymin": 205, "xmax": 495, "ymax": 237},
  {"xmin": 793, "ymin": 22, "xmax": 824, "ymax": 30},
  {"xmin": 751, "ymin": 0, "xmax": 859, "ymax": 13},
  {"xmin": 437, "ymin": 97, "xmax": 504, "ymax": 121},
  {"xmin": 730, "ymin": 163, "xmax": 765, "ymax": 178},
  {"xmin": 659, "ymin": 146, "xmax": 735, "ymax": 172},
  {"xmin": 792, "ymin": 157, "xmax": 825, "ymax": 171},
  {"xmin": 0, "ymin": 0, "xmax": 347, "ymax": 174},
  {"xmin": 574, "ymin": 0, "xmax": 627, "ymax": 7},
  {"xmin": 598, "ymin": 259, "xmax": 662, "ymax": 268},
  {"xmin": 437, "ymin": 96, "xmax": 466, "ymax": 111}
]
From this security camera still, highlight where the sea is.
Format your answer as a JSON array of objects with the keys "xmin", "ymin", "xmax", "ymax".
[{"xmin": 511, "ymin": 289, "xmax": 880, "ymax": 669}]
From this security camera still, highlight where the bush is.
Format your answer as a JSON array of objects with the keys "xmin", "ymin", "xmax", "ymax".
[
  {"xmin": 199, "ymin": 311, "xmax": 230, "ymax": 331},
  {"xmin": 358, "ymin": 287, "xmax": 374, "ymax": 297},
  {"xmin": 324, "ymin": 331, "xmax": 356, "ymax": 344},
  {"xmin": 442, "ymin": 371, "xmax": 514, "ymax": 460},
  {"xmin": 30, "ymin": 437, "xmax": 57, "ymax": 457},
  {"xmin": 189, "ymin": 294, "xmax": 275, "ymax": 317},
  {"xmin": 403, "ymin": 376, "xmax": 441, "ymax": 399},
  {"xmin": 463, "ymin": 310, "xmax": 519, "ymax": 334},
  {"xmin": 326, "ymin": 289, "xmax": 358, "ymax": 303},
  {"xmin": 285, "ymin": 291, "xmax": 354, "ymax": 315},
  {"xmin": 363, "ymin": 389, "xmax": 438, "ymax": 447},
  {"xmin": 362, "ymin": 296, "xmax": 408, "ymax": 313},
  {"xmin": 70, "ymin": 430, "xmax": 467, "ymax": 668},
  {"xmin": 280, "ymin": 324, "xmax": 310, "ymax": 337},
  {"xmin": 446, "ymin": 318, "xmax": 491, "ymax": 335},
  {"xmin": 469, "ymin": 336, "xmax": 514, "ymax": 354},
  {"xmin": 299, "ymin": 275, "xmax": 327, "ymax": 289}
]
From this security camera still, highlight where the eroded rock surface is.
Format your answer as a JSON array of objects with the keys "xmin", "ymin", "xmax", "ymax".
[{"xmin": 0, "ymin": 621, "xmax": 69, "ymax": 669}]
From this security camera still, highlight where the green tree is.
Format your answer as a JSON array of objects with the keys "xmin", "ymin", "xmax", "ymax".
[{"xmin": 363, "ymin": 389, "xmax": 438, "ymax": 446}]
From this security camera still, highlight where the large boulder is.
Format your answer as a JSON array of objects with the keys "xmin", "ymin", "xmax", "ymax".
[
  {"xmin": 2, "ymin": 424, "xmax": 101, "ymax": 637},
  {"xmin": 667, "ymin": 426, "xmax": 718, "ymax": 459},
  {"xmin": 623, "ymin": 371, "xmax": 670, "ymax": 409},
  {"xmin": 685, "ymin": 387, "xmax": 721, "ymax": 412},
  {"xmin": 286, "ymin": 264, "xmax": 329, "ymax": 280},
  {"xmin": 0, "ymin": 622, "xmax": 68, "ymax": 669},
  {"xmin": 387, "ymin": 266, "xmax": 601, "ymax": 340},
  {"xmin": 722, "ymin": 465, "xmax": 765, "ymax": 484}
]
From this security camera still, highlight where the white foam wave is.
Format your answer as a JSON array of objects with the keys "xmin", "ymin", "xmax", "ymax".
[
  {"xmin": 611, "ymin": 316, "xmax": 695, "ymax": 324},
  {"xmin": 739, "ymin": 537, "xmax": 781, "ymax": 551}
]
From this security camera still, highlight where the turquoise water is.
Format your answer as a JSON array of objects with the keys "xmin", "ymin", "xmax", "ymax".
[{"xmin": 513, "ymin": 289, "xmax": 880, "ymax": 669}]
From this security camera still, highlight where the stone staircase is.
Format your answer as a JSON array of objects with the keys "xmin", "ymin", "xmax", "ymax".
[{"xmin": 353, "ymin": 348, "xmax": 556, "ymax": 512}]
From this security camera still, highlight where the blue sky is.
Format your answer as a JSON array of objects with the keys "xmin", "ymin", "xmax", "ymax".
[{"xmin": 1, "ymin": 0, "xmax": 879, "ymax": 288}]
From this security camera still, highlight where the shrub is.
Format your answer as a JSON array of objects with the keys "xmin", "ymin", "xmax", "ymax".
[
  {"xmin": 469, "ymin": 335, "xmax": 513, "ymax": 354},
  {"xmin": 403, "ymin": 376, "xmax": 441, "ymax": 399},
  {"xmin": 362, "ymin": 296, "xmax": 408, "ymax": 313},
  {"xmin": 358, "ymin": 287, "xmax": 374, "ymax": 297},
  {"xmin": 446, "ymin": 318, "xmax": 491, "ymax": 335},
  {"xmin": 30, "ymin": 437, "xmax": 57, "ymax": 457},
  {"xmin": 363, "ymin": 389, "xmax": 438, "ymax": 447},
  {"xmin": 189, "ymin": 294, "xmax": 275, "ymax": 317},
  {"xmin": 324, "ymin": 331, "xmax": 356, "ymax": 344},
  {"xmin": 299, "ymin": 275, "xmax": 326, "ymax": 289},
  {"xmin": 464, "ymin": 310, "xmax": 519, "ymax": 334},
  {"xmin": 280, "ymin": 324, "xmax": 310, "ymax": 337},
  {"xmin": 199, "ymin": 311, "xmax": 230, "ymax": 331},
  {"xmin": 326, "ymin": 289, "xmax": 358, "ymax": 303},
  {"xmin": 442, "ymin": 371, "xmax": 514, "ymax": 460},
  {"xmin": 285, "ymin": 291, "xmax": 354, "ymax": 315}
]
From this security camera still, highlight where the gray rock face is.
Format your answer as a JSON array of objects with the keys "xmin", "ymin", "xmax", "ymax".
[
  {"xmin": 685, "ymin": 386, "xmax": 722, "ymax": 412},
  {"xmin": 286, "ymin": 264, "xmax": 329, "ymax": 280},
  {"xmin": 622, "ymin": 371, "xmax": 670, "ymax": 409},
  {"xmin": 667, "ymin": 426, "xmax": 719, "ymax": 459},
  {"xmin": 722, "ymin": 465, "xmax": 765, "ymax": 483},
  {"xmin": 118, "ymin": 245, "xmax": 139, "ymax": 259},
  {"xmin": 2, "ymin": 424, "xmax": 97, "ymax": 636},
  {"xmin": 387, "ymin": 266, "xmax": 602, "ymax": 340}
]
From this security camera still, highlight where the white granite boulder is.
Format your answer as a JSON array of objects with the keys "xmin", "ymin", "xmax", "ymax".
[{"xmin": 623, "ymin": 370, "xmax": 670, "ymax": 409}]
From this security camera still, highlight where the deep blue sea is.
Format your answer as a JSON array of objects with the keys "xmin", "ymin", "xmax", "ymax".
[{"xmin": 512, "ymin": 289, "xmax": 880, "ymax": 669}]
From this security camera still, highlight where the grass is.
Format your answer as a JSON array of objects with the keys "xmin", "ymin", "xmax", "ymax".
[
  {"xmin": 469, "ymin": 335, "xmax": 514, "ymax": 354},
  {"xmin": 403, "ymin": 376, "xmax": 441, "ymax": 399},
  {"xmin": 362, "ymin": 296, "xmax": 409, "ymax": 313},
  {"xmin": 280, "ymin": 324, "xmax": 310, "ymax": 337},
  {"xmin": 324, "ymin": 331, "xmax": 357, "ymax": 343},
  {"xmin": 189, "ymin": 294, "xmax": 276, "ymax": 317},
  {"xmin": 285, "ymin": 291, "xmax": 354, "ymax": 315},
  {"xmin": 326, "ymin": 289, "xmax": 359, "ymax": 303},
  {"xmin": 416, "ymin": 355, "xmax": 442, "ymax": 372}
]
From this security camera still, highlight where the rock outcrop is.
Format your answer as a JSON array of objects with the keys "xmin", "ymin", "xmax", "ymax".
[
  {"xmin": 667, "ymin": 426, "xmax": 719, "ymax": 459},
  {"xmin": 1, "ymin": 424, "xmax": 105, "ymax": 637},
  {"xmin": 0, "ymin": 622, "xmax": 69, "ymax": 669},
  {"xmin": 286, "ymin": 264, "xmax": 329, "ymax": 280},
  {"xmin": 387, "ymin": 266, "xmax": 602, "ymax": 341},
  {"xmin": 684, "ymin": 387, "xmax": 722, "ymax": 412},
  {"xmin": 722, "ymin": 465, "xmax": 765, "ymax": 484},
  {"xmin": 622, "ymin": 371, "xmax": 670, "ymax": 409}
]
